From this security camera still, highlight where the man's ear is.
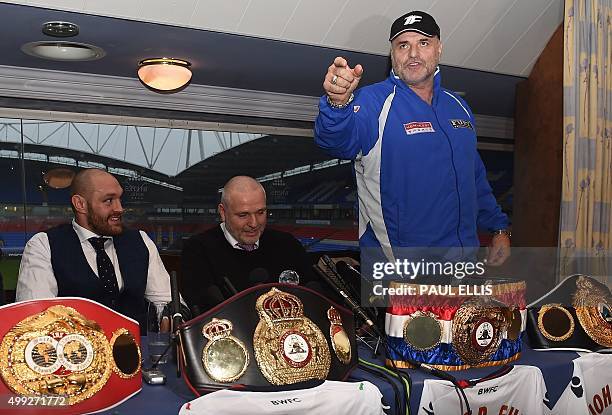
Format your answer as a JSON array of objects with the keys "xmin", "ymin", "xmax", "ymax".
[
  {"xmin": 71, "ymin": 194, "xmax": 87, "ymax": 214},
  {"xmin": 218, "ymin": 203, "xmax": 226, "ymax": 222}
]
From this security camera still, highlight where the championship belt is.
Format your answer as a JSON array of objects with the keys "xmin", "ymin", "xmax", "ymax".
[
  {"xmin": 201, "ymin": 318, "xmax": 249, "ymax": 383},
  {"xmin": 178, "ymin": 283, "xmax": 357, "ymax": 394},
  {"xmin": 385, "ymin": 279, "xmax": 526, "ymax": 370},
  {"xmin": 526, "ymin": 274, "xmax": 611, "ymax": 351},
  {"xmin": 0, "ymin": 298, "xmax": 141, "ymax": 414},
  {"xmin": 253, "ymin": 288, "xmax": 330, "ymax": 385},
  {"xmin": 327, "ymin": 307, "xmax": 352, "ymax": 365}
]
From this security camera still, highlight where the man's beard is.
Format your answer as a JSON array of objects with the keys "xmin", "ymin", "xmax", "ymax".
[
  {"xmin": 392, "ymin": 55, "xmax": 437, "ymax": 87},
  {"xmin": 87, "ymin": 208, "xmax": 123, "ymax": 236}
]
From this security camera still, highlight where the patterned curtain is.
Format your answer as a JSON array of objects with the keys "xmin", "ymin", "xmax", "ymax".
[{"xmin": 560, "ymin": 0, "xmax": 611, "ymax": 279}]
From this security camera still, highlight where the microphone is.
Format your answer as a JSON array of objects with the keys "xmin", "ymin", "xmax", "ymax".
[
  {"xmin": 333, "ymin": 261, "xmax": 362, "ymax": 300},
  {"xmin": 169, "ymin": 271, "xmax": 183, "ymax": 377},
  {"xmin": 312, "ymin": 259, "xmax": 378, "ymax": 333},
  {"xmin": 336, "ymin": 260, "xmax": 361, "ymax": 276},
  {"xmin": 204, "ymin": 285, "xmax": 226, "ymax": 308},
  {"xmin": 223, "ymin": 277, "xmax": 238, "ymax": 296},
  {"xmin": 170, "ymin": 271, "xmax": 183, "ymax": 332},
  {"xmin": 336, "ymin": 260, "xmax": 378, "ymax": 311},
  {"xmin": 249, "ymin": 268, "xmax": 270, "ymax": 284}
]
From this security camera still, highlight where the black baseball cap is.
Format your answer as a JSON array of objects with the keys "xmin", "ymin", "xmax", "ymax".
[{"xmin": 389, "ymin": 11, "xmax": 440, "ymax": 41}]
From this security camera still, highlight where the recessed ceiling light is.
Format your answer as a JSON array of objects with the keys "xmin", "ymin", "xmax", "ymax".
[
  {"xmin": 138, "ymin": 58, "xmax": 192, "ymax": 93},
  {"xmin": 21, "ymin": 41, "xmax": 105, "ymax": 61},
  {"xmin": 42, "ymin": 21, "xmax": 79, "ymax": 38}
]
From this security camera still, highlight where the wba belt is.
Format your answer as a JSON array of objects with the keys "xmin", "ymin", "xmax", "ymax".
[
  {"xmin": 526, "ymin": 274, "xmax": 612, "ymax": 352},
  {"xmin": 0, "ymin": 297, "xmax": 141, "ymax": 414},
  {"xmin": 178, "ymin": 283, "xmax": 358, "ymax": 394},
  {"xmin": 385, "ymin": 280, "xmax": 526, "ymax": 371}
]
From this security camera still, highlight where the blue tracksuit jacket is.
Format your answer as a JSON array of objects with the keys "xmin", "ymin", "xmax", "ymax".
[{"xmin": 314, "ymin": 69, "xmax": 508, "ymax": 257}]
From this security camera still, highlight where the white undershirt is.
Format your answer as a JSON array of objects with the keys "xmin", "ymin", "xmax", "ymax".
[{"xmin": 16, "ymin": 220, "xmax": 172, "ymax": 303}]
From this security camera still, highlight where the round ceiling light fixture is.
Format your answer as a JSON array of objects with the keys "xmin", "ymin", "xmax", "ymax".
[
  {"xmin": 21, "ymin": 41, "xmax": 105, "ymax": 61},
  {"xmin": 42, "ymin": 21, "xmax": 79, "ymax": 37},
  {"xmin": 137, "ymin": 58, "xmax": 192, "ymax": 93}
]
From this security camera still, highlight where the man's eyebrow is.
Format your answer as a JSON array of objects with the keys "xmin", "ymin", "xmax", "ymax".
[{"xmin": 235, "ymin": 208, "xmax": 266, "ymax": 214}]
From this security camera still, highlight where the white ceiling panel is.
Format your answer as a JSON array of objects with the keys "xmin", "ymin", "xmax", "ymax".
[
  {"xmin": 138, "ymin": 0, "xmax": 198, "ymax": 27},
  {"xmin": 384, "ymin": 0, "xmax": 435, "ymax": 21},
  {"xmin": 429, "ymin": 0, "xmax": 478, "ymax": 47},
  {"xmin": 189, "ymin": 0, "xmax": 250, "ymax": 32},
  {"xmin": 494, "ymin": 0, "xmax": 564, "ymax": 76},
  {"xmin": 282, "ymin": 0, "xmax": 348, "ymax": 45},
  {"xmin": 322, "ymin": 0, "xmax": 384, "ymax": 48},
  {"xmin": 238, "ymin": 0, "xmax": 301, "ymax": 38},
  {"xmin": 25, "ymin": 0, "xmax": 84, "ymax": 10},
  {"xmin": 357, "ymin": 0, "xmax": 413, "ymax": 53},
  {"xmin": 463, "ymin": 0, "xmax": 551, "ymax": 71},
  {"xmin": 441, "ymin": 0, "xmax": 512, "ymax": 65},
  {"xmin": 82, "ymin": 0, "xmax": 145, "ymax": 19}
]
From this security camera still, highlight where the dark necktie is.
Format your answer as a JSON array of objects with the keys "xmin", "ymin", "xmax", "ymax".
[
  {"xmin": 88, "ymin": 237, "xmax": 120, "ymax": 306},
  {"xmin": 236, "ymin": 243, "xmax": 256, "ymax": 252}
]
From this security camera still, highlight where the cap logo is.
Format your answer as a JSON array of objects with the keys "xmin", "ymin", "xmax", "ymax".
[{"xmin": 404, "ymin": 15, "xmax": 422, "ymax": 25}]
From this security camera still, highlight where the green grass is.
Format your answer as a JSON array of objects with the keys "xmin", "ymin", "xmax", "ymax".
[{"xmin": 0, "ymin": 258, "xmax": 20, "ymax": 290}]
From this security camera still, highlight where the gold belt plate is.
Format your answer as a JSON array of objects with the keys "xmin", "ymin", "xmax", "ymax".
[
  {"xmin": 0, "ymin": 305, "xmax": 113, "ymax": 405},
  {"xmin": 253, "ymin": 288, "xmax": 330, "ymax": 385}
]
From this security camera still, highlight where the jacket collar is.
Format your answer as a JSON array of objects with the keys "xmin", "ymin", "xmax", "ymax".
[{"xmin": 389, "ymin": 65, "xmax": 441, "ymax": 106}]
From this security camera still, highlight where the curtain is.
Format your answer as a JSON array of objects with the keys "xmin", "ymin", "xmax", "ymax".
[{"xmin": 560, "ymin": 0, "xmax": 611, "ymax": 279}]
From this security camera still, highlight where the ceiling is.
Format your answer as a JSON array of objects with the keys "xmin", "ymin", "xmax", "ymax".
[
  {"xmin": 0, "ymin": 1, "xmax": 564, "ymax": 121},
  {"xmin": 8, "ymin": 0, "xmax": 564, "ymax": 76}
]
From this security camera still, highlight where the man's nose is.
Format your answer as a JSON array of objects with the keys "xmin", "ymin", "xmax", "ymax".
[
  {"xmin": 408, "ymin": 45, "xmax": 418, "ymax": 58},
  {"xmin": 113, "ymin": 199, "xmax": 124, "ymax": 213},
  {"xmin": 246, "ymin": 214, "xmax": 257, "ymax": 227}
]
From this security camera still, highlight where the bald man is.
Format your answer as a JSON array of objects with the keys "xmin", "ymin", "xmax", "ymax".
[
  {"xmin": 181, "ymin": 176, "xmax": 316, "ymax": 313},
  {"xmin": 16, "ymin": 168, "xmax": 172, "ymax": 328}
]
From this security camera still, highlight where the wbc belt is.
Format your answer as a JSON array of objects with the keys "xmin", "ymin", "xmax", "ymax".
[
  {"xmin": 385, "ymin": 280, "xmax": 526, "ymax": 371},
  {"xmin": 178, "ymin": 283, "xmax": 357, "ymax": 395},
  {"xmin": 0, "ymin": 297, "xmax": 141, "ymax": 414}
]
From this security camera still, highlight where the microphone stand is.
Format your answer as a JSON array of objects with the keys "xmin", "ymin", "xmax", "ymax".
[
  {"xmin": 170, "ymin": 271, "xmax": 185, "ymax": 378},
  {"xmin": 313, "ymin": 257, "xmax": 383, "ymax": 357}
]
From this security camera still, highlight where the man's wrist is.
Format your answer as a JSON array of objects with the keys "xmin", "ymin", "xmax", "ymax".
[
  {"xmin": 492, "ymin": 229, "xmax": 511, "ymax": 239},
  {"xmin": 326, "ymin": 93, "xmax": 354, "ymax": 109}
]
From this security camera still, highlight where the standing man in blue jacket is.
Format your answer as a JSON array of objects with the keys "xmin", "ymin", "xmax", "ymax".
[{"xmin": 315, "ymin": 11, "xmax": 510, "ymax": 267}]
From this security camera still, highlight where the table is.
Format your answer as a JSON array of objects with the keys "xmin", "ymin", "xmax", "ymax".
[
  {"xmin": 99, "ymin": 339, "xmax": 578, "ymax": 415},
  {"xmin": 351, "ymin": 339, "xmax": 578, "ymax": 415}
]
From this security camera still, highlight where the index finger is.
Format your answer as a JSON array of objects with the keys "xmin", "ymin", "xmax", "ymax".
[{"xmin": 333, "ymin": 56, "xmax": 348, "ymax": 68}]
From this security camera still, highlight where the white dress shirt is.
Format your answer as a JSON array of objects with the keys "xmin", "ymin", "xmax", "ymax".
[
  {"xmin": 16, "ymin": 220, "xmax": 171, "ymax": 303},
  {"xmin": 220, "ymin": 223, "xmax": 260, "ymax": 250}
]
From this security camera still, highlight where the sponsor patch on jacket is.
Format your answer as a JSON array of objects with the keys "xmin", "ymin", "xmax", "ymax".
[
  {"xmin": 353, "ymin": 105, "xmax": 360, "ymax": 113},
  {"xmin": 403, "ymin": 122, "xmax": 435, "ymax": 135},
  {"xmin": 450, "ymin": 119, "xmax": 473, "ymax": 130}
]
